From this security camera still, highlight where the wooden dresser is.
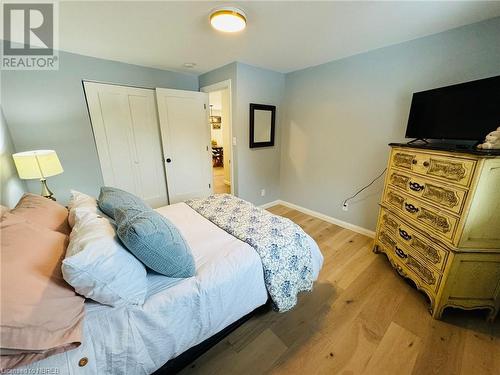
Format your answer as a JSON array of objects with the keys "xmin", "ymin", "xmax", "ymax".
[{"xmin": 373, "ymin": 144, "xmax": 500, "ymax": 321}]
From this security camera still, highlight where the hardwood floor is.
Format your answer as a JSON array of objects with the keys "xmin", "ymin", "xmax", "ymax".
[
  {"xmin": 180, "ymin": 205, "xmax": 500, "ymax": 375},
  {"xmin": 213, "ymin": 166, "xmax": 230, "ymax": 194}
]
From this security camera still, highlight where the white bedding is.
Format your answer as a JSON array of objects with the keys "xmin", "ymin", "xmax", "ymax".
[{"xmin": 19, "ymin": 203, "xmax": 323, "ymax": 375}]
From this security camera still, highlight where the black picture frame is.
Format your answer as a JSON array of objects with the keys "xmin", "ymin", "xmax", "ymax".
[{"xmin": 249, "ymin": 103, "xmax": 276, "ymax": 148}]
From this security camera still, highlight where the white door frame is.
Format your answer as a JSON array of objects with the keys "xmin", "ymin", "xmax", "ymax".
[{"xmin": 200, "ymin": 79, "xmax": 235, "ymax": 195}]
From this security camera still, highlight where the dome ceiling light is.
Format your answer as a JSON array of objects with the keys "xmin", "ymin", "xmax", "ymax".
[{"xmin": 209, "ymin": 7, "xmax": 246, "ymax": 33}]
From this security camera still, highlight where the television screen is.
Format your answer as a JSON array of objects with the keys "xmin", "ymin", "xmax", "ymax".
[{"xmin": 406, "ymin": 75, "xmax": 500, "ymax": 141}]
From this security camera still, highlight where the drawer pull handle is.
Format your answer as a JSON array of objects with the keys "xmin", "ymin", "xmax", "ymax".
[
  {"xmin": 423, "ymin": 161, "xmax": 430, "ymax": 167},
  {"xmin": 404, "ymin": 203, "xmax": 419, "ymax": 213},
  {"xmin": 399, "ymin": 228, "xmax": 412, "ymax": 241},
  {"xmin": 409, "ymin": 181, "xmax": 425, "ymax": 192},
  {"xmin": 412, "ymin": 159, "xmax": 417, "ymax": 165},
  {"xmin": 395, "ymin": 246, "xmax": 408, "ymax": 259}
]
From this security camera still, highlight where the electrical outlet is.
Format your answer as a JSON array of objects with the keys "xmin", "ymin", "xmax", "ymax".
[
  {"xmin": 261, "ymin": 189, "xmax": 266, "ymax": 197},
  {"xmin": 342, "ymin": 202, "xmax": 349, "ymax": 211}
]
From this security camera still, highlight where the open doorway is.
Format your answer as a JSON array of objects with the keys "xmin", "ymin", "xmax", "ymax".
[{"xmin": 202, "ymin": 81, "xmax": 233, "ymax": 195}]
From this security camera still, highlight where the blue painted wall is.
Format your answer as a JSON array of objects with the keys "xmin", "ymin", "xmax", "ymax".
[
  {"xmin": 200, "ymin": 62, "xmax": 285, "ymax": 205},
  {"xmin": 0, "ymin": 105, "xmax": 27, "ymax": 207},
  {"xmin": 280, "ymin": 17, "xmax": 500, "ymax": 231}
]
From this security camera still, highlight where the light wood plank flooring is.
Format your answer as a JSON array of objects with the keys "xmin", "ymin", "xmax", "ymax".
[
  {"xmin": 181, "ymin": 205, "xmax": 500, "ymax": 375},
  {"xmin": 213, "ymin": 167, "xmax": 230, "ymax": 194}
]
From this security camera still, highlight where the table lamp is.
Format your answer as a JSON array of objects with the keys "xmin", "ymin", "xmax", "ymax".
[{"xmin": 12, "ymin": 150, "xmax": 64, "ymax": 201}]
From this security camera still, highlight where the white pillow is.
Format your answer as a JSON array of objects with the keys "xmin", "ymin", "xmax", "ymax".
[
  {"xmin": 62, "ymin": 210, "xmax": 147, "ymax": 307},
  {"xmin": 68, "ymin": 190, "xmax": 102, "ymax": 227}
]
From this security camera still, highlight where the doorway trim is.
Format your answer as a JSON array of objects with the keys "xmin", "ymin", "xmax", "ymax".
[{"xmin": 200, "ymin": 79, "xmax": 235, "ymax": 195}]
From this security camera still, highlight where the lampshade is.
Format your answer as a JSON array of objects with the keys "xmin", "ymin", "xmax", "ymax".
[{"xmin": 12, "ymin": 150, "xmax": 63, "ymax": 180}]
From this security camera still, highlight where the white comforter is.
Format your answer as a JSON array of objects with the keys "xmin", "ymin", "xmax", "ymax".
[{"xmin": 18, "ymin": 203, "xmax": 323, "ymax": 374}]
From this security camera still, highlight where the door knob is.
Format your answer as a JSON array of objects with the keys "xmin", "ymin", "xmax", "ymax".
[{"xmin": 166, "ymin": 158, "xmax": 172, "ymax": 163}]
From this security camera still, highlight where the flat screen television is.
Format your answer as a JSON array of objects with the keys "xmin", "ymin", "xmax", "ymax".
[{"xmin": 405, "ymin": 75, "xmax": 500, "ymax": 141}]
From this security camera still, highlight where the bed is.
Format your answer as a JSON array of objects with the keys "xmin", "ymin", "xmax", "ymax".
[{"xmin": 16, "ymin": 202, "xmax": 323, "ymax": 374}]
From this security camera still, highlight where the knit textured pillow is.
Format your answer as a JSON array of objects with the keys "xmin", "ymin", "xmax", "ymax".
[
  {"xmin": 98, "ymin": 187, "xmax": 150, "ymax": 219},
  {"xmin": 115, "ymin": 206, "xmax": 195, "ymax": 278}
]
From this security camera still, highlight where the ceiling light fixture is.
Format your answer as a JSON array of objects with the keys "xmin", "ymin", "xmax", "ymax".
[
  {"xmin": 209, "ymin": 7, "xmax": 246, "ymax": 33},
  {"xmin": 183, "ymin": 62, "xmax": 197, "ymax": 68}
]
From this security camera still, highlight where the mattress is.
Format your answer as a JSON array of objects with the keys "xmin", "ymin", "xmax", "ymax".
[{"xmin": 18, "ymin": 202, "xmax": 323, "ymax": 374}]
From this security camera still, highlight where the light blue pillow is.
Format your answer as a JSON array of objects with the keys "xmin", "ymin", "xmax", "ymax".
[
  {"xmin": 98, "ymin": 186, "xmax": 150, "ymax": 219},
  {"xmin": 115, "ymin": 207, "xmax": 195, "ymax": 278}
]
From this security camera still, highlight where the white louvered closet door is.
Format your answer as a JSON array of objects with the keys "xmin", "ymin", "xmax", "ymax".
[{"xmin": 84, "ymin": 81, "xmax": 168, "ymax": 207}]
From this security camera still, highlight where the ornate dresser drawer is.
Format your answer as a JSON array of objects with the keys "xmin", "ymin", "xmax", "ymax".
[
  {"xmin": 387, "ymin": 168, "xmax": 467, "ymax": 215},
  {"xmin": 377, "ymin": 234, "xmax": 442, "ymax": 295},
  {"xmin": 391, "ymin": 149, "xmax": 476, "ymax": 187},
  {"xmin": 383, "ymin": 188, "xmax": 459, "ymax": 245},
  {"xmin": 379, "ymin": 207, "xmax": 449, "ymax": 271}
]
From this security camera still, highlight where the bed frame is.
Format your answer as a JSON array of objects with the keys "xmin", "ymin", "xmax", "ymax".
[{"xmin": 153, "ymin": 302, "xmax": 271, "ymax": 374}]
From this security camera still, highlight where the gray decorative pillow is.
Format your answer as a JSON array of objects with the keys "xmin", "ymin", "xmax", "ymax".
[
  {"xmin": 98, "ymin": 187, "xmax": 150, "ymax": 219},
  {"xmin": 115, "ymin": 207, "xmax": 195, "ymax": 278}
]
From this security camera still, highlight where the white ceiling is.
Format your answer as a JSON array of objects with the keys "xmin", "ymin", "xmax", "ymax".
[{"xmin": 59, "ymin": 1, "xmax": 500, "ymax": 75}]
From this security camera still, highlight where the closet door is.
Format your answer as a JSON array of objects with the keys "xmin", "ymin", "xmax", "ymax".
[
  {"xmin": 155, "ymin": 88, "xmax": 212, "ymax": 203},
  {"xmin": 84, "ymin": 82, "xmax": 168, "ymax": 207}
]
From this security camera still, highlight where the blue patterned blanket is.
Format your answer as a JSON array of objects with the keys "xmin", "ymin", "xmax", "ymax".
[{"xmin": 185, "ymin": 194, "xmax": 314, "ymax": 312}]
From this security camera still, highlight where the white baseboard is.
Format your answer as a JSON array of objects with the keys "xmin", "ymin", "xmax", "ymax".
[
  {"xmin": 259, "ymin": 200, "xmax": 281, "ymax": 209},
  {"xmin": 263, "ymin": 199, "xmax": 375, "ymax": 238}
]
